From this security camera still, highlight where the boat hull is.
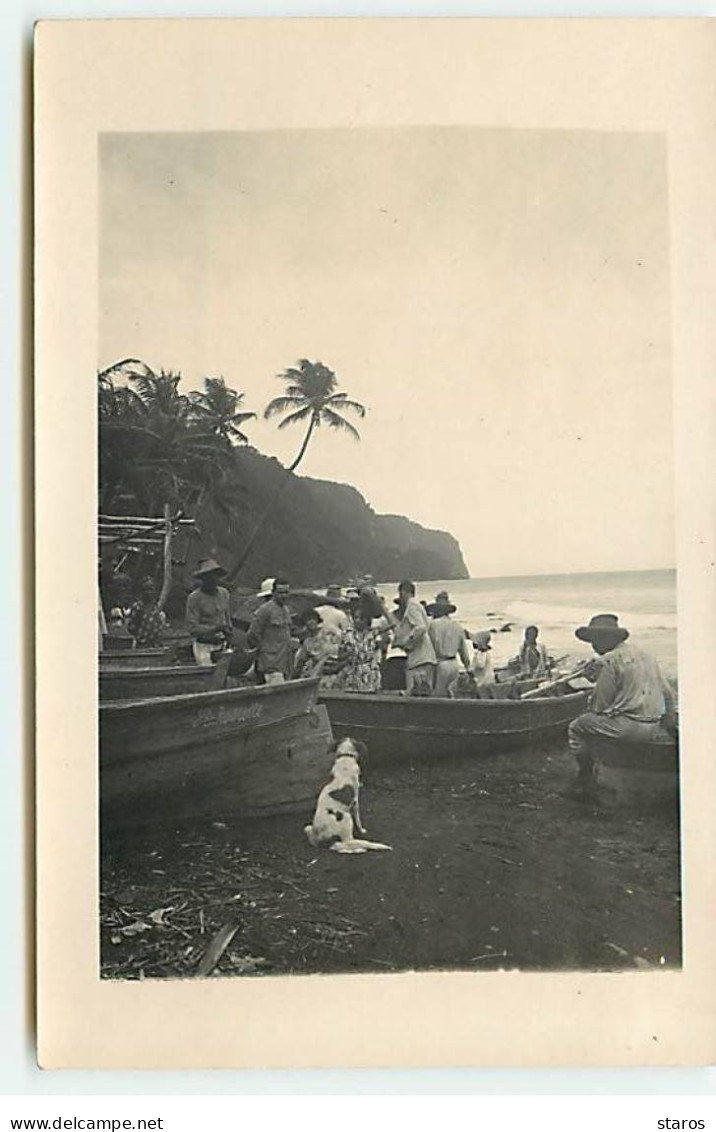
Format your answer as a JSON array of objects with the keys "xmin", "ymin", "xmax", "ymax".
[
  {"xmin": 100, "ymin": 678, "xmax": 333, "ymax": 825},
  {"xmin": 99, "ymin": 659, "xmax": 228, "ymax": 701},
  {"xmin": 319, "ymin": 689, "xmax": 589, "ymax": 761},
  {"xmin": 100, "ymin": 647, "xmax": 169, "ymax": 661},
  {"xmin": 587, "ymin": 733, "xmax": 679, "ymax": 805},
  {"xmin": 99, "ymin": 639, "xmax": 195, "ymax": 668}
]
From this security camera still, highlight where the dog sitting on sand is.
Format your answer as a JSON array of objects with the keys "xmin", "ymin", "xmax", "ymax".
[{"xmin": 304, "ymin": 737, "xmax": 392, "ymax": 854}]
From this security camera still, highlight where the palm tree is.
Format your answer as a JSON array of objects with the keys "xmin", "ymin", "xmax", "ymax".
[
  {"xmin": 263, "ymin": 359, "xmax": 366, "ymax": 471},
  {"xmin": 98, "ymin": 363, "xmax": 241, "ymax": 519},
  {"xmin": 189, "ymin": 376, "xmax": 256, "ymax": 446},
  {"xmin": 226, "ymin": 359, "xmax": 366, "ymax": 580}
]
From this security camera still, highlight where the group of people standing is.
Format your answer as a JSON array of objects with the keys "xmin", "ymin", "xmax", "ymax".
[
  {"xmin": 181, "ymin": 563, "xmax": 497, "ymax": 696},
  {"xmin": 106, "ymin": 563, "xmax": 677, "ymax": 763},
  {"xmin": 106, "ymin": 557, "xmax": 555, "ymax": 698}
]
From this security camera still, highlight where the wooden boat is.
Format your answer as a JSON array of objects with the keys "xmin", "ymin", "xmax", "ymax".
[
  {"xmin": 99, "ymin": 637, "xmax": 195, "ymax": 669},
  {"xmin": 586, "ymin": 731, "xmax": 679, "ymax": 805},
  {"xmin": 99, "ymin": 652, "xmax": 232, "ymax": 701},
  {"xmin": 319, "ymin": 687, "xmax": 589, "ymax": 761},
  {"xmin": 100, "ymin": 677, "xmax": 334, "ymax": 827}
]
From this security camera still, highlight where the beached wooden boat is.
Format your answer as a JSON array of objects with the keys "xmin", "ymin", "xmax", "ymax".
[
  {"xmin": 99, "ymin": 637, "xmax": 196, "ymax": 669},
  {"xmin": 99, "ymin": 653, "xmax": 232, "ymax": 702},
  {"xmin": 319, "ymin": 687, "xmax": 589, "ymax": 761},
  {"xmin": 587, "ymin": 732, "xmax": 679, "ymax": 805},
  {"xmin": 100, "ymin": 677, "xmax": 334, "ymax": 827},
  {"xmin": 100, "ymin": 647, "xmax": 170, "ymax": 668}
]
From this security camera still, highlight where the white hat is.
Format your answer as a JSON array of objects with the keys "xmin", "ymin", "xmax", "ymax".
[{"xmin": 257, "ymin": 577, "xmax": 275, "ymax": 598}]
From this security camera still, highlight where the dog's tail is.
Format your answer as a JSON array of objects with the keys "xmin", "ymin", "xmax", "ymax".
[
  {"xmin": 304, "ymin": 824, "xmax": 319, "ymax": 847},
  {"xmin": 333, "ymin": 838, "xmax": 393, "ymax": 853}
]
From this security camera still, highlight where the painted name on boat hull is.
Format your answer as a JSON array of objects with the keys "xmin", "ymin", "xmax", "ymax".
[{"xmin": 192, "ymin": 701, "xmax": 265, "ymax": 729}]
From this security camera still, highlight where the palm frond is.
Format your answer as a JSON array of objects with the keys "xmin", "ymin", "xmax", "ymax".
[
  {"xmin": 277, "ymin": 406, "xmax": 313, "ymax": 430},
  {"xmin": 326, "ymin": 393, "xmax": 367, "ymax": 417},
  {"xmin": 264, "ymin": 395, "xmax": 308, "ymax": 420},
  {"xmin": 319, "ymin": 407, "xmax": 361, "ymax": 439},
  {"xmin": 98, "ymin": 358, "xmax": 155, "ymax": 382}
]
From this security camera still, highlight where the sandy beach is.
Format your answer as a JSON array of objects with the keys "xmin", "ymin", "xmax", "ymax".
[{"xmin": 100, "ymin": 738, "xmax": 681, "ymax": 980}]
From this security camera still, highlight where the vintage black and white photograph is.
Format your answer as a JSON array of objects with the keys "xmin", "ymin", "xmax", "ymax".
[{"xmin": 97, "ymin": 125, "xmax": 680, "ymax": 983}]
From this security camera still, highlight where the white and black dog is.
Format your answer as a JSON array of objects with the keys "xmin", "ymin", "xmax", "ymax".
[{"xmin": 304, "ymin": 737, "xmax": 392, "ymax": 854}]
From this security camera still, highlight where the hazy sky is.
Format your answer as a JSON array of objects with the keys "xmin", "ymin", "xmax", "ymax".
[{"xmin": 99, "ymin": 128, "xmax": 674, "ymax": 578}]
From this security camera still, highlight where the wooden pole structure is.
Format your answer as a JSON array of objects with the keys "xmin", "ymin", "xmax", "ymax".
[{"xmin": 157, "ymin": 503, "xmax": 173, "ymax": 613}]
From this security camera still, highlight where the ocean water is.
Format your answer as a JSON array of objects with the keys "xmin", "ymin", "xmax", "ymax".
[{"xmin": 375, "ymin": 569, "xmax": 678, "ymax": 679}]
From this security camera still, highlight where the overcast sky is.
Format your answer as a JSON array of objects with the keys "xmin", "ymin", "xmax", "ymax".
[{"xmin": 99, "ymin": 128, "xmax": 674, "ymax": 578}]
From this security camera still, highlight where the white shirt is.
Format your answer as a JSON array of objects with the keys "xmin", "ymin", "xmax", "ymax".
[
  {"xmin": 314, "ymin": 605, "xmax": 350, "ymax": 633},
  {"xmin": 472, "ymin": 649, "xmax": 495, "ymax": 687}
]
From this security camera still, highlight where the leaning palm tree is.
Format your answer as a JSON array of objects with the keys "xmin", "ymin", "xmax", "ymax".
[
  {"xmin": 263, "ymin": 359, "xmax": 366, "ymax": 471},
  {"xmin": 226, "ymin": 359, "xmax": 366, "ymax": 580}
]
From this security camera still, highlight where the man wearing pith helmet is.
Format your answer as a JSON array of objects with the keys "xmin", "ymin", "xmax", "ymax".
[{"xmin": 568, "ymin": 613, "xmax": 675, "ymax": 785}]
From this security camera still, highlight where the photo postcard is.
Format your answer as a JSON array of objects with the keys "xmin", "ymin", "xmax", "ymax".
[{"xmin": 34, "ymin": 17, "xmax": 716, "ymax": 1069}]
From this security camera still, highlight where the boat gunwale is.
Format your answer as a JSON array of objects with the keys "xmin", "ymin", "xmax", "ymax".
[
  {"xmin": 100, "ymin": 676, "xmax": 320, "ymax": 715},
  {"xmin": 99, "ymin": 663, "xmax": 216, "ymax": 678},
  {"xmin": 319, "ymin": 689, "xmax": 588, "ymax": 709}
]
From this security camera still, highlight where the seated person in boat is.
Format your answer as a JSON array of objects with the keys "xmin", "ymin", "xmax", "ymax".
[
  {"xmin": 106, "ymin": 605, "xmax": 133, "ymax": 640},
  {"xmin": 380, "ymin": 641, "xmax": 408, "ymax": 691},
  {"xmin": 383, "ymin": 581, "xmax": 437, "ymax": 695},
  {"xmin": 247, "ymin": 577, "xmax": 294, "ymax": 685},
  {"xmin": 185, "ymin": 558, "xmax": 232, "ymax": 666},
  {"xmin": 127, "ymin": 577, "xmax": 166, "ymax": 648},
  {"xmin": 426, "ymin": 591, "xmax": 471, "ymax": 697},
  {"xmin": 226, "ymin": 614, "xmax": 257, "ymax": 680},
  {"xmin": 568, "ymin": 613, "xmax": 676, "ymax": 779},
  {"xmin": 293, "ymin": 608, "xmax": 332, "ymax": 679},
  {"xmin": 314, "ymin": 585, "xmax": 350, "ymax": 634},
  {"xmin": 470, "ymin": 630, "xmax": 495, "ymax": 687},
  {"xmin": 313, "ymin": 586, "xmax": 350, "ymax": 671},
  {"xmin": 517, "ymin": 624, "xmax": 550, "ymax": 678},
  {"xmin": 108, "ymin": 573, "xmax": 133, "ymax": 624}
]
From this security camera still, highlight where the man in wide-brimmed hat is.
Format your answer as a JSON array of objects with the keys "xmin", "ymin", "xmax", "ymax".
[
  {"xmin": 568, "ymin": 613, "xmax": 675, "ymax": 786},
  {"xmin": 185, "ymin": 558, "xmax": 232, "ymax": 666},
  {"xmin": 427, "ymin": 591, "xmax": 471, "ymax": 697}
]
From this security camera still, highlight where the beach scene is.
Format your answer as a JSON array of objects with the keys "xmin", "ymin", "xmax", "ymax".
[
  {"xmin": 98, "ymin": 126, "xmax": 679, "ymax": 981},
  {"xmin": 381, "ymin": 569, "xmax": 677, "ymax": 676}
]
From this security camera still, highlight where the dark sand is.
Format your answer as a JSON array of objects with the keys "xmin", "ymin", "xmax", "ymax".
[{"xmin": 100, "ymin": 743, "xmax": 681, "ymax": 979}]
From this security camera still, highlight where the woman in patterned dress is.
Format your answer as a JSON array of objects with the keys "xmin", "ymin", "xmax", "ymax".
[
  {"xmin": 126, "ymin": 577, "xmax": 165, "ymax": 648},
  {"xmin": 331, "ymin": 607, "xmax": 386, "ymax": 693}
]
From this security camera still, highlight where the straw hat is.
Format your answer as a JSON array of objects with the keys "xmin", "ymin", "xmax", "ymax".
[
  {"xmin": 575, "ymin": 613, "xmax": 629, "ymax": 644},
  {"xmin": 472, "ymin": 630, "xmax": 492, "ymax": 650},
  {"xmin": 194, "ymin": 557, "xmax": 226, "ymax": 579},
  {"xmin": 427, "ymin": 590, "xmax": 457, "ymax": 616}
]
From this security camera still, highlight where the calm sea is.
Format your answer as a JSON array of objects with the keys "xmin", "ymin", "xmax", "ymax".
[{"xmin": 375, "ymin": 569, "xmax": 677, "ymax": 678}]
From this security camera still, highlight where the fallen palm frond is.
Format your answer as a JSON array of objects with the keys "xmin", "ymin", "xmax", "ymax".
[{"xmin": 195, "ymin": 922, "xmax": 239, "ymax": 978}]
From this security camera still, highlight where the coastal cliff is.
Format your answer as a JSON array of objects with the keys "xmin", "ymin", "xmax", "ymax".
[{"xmin": 193, "ymin": 446, "xmax": 469, "ymax": 588}]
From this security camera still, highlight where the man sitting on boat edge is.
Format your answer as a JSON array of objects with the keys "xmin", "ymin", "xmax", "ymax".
[{"xmin": 568, "ymin": 613, "xmax": 677, "ymax": 789}]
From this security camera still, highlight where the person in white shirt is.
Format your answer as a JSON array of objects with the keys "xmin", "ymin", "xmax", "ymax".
[
  {"xmin": 427, "ymin": 591, "xmax": 471, "ymax": 697},
  {"xmin": 471, "ymin": 630, "xmax": 495, "ymax": 687}
]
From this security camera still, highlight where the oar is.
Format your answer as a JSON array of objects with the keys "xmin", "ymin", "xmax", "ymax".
[{"xmin": 520, "ymin": 662, "xmax": 592, "ymax": 700}]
